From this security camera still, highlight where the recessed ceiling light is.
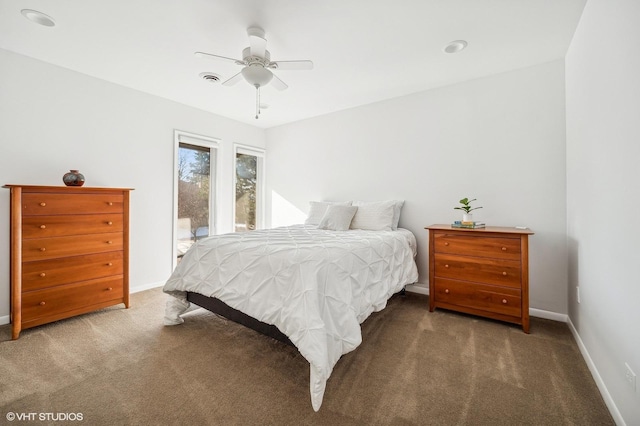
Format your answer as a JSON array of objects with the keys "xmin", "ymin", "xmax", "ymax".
[
  {"xmin": 444, "ymin": 40, "xmax": 467, "ymax": 54},
  {"xmin": 21, "ymin": 9, "xmax": 56, "ymax": 27}
]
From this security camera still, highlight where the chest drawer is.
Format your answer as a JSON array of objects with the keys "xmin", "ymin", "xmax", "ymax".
[
  {"xmin": 433, "ymin": 253, "xmax": 522, "ymax": 288},
  {"xmin": 21, "ymin": 193, "xmax": 124, "ymax": 215},
  {"xmin": 434, "ymin": 278, "xmax": 522, "ymax": 318},
  {"xmin": 21, "ymin": 276, "xmax": 124, "ymax": 323},
  {"xmin": 22, "ymin": 232, "xmax": 123, "ymax": 261},
  {"xmin": 22, "ymin": 214, "xmax": 123, "ymax": 238},
  {"xmin": 6, "ymin": 185, "xmax": 133, "ymax": 339},
  {"xmin": 433, "ymin": 233, "xmax": 521, "ymax": 260},
  {"xmin": 22, "ymin": 251, "xmax": 124, "ymax": 292}
]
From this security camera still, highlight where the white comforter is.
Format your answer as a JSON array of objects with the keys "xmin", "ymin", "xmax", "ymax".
[{"xmin": 163, "ymin": 224, "xmax": 419, "ymax": 411}]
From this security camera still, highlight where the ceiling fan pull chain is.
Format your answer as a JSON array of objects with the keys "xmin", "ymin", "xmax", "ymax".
[{"xmin": 255, "ymin": 85, "xmax": 260, "ymax": 119}]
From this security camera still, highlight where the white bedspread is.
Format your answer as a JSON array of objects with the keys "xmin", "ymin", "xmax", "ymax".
[{"xmin": 163, "ymin": 224, "xmax": 419, "ymax": 411}]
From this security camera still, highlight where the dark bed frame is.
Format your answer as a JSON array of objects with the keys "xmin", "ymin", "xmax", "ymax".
[
  {"xmin": 187, "ymin": 291, "xmax": 294, "ymax": 346},
  {"xmin": 186, "ymin": 287, "xmax": 407, "ymax": 348}
]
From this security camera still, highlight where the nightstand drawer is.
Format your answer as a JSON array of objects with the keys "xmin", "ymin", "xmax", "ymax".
[
  {"xmin": 434, "ymin": 253, "xmax": 522, "ymax": 288},
  {"xmin": 433, "ymin": 233, "xmax": 521, "ymax": 260},
  {"xmin": 427, "ymin": 225, "xmax": 533, "ymax": 333},
  {"xmin": 21, "ymin": 276, "xmax": 124, "ymax": 323},
  {"xmin": 22, "ymin": 251, "xmax": 124, "ymax": 292},
  {"xmin": 22, "ymin": 232, "xmax": 123, "ymax": 261},
  {"xmin": 21, "ymin": 193, "xmax": 124, "ymax": 215},
  {"xmin": 434, "ymin": 278, "xmax": 522, "ymax": 318},
  {"xmin": 22, "ymin": 214, "xmax": 123, "ymax": 238}
]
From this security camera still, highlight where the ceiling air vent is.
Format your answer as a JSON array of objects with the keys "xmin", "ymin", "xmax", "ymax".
[{"xmin": 199, "ymin": 72, "xmax": 222, "ymax": 83}]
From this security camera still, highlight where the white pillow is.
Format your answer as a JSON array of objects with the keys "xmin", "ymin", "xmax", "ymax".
[
  {"xmin": 390, "ymin": 200, "xmax": 405, "ymax": 230},
  {"xmin": 317, "ymin": 205, "xmax": 358, "ymax": 231},
  {"xmin": 304, "ymin": 201, "xmax": 352, "ymax": 225},
  {"xmin": 350, "ymin": 200, "xmax": 396, "ymax": 231}
]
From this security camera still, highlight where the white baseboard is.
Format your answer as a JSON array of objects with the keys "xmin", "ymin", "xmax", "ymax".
[
  {"xmin": 130, "ymin": 281, "xmax": 165, "ymax": 294},
  {"xmin": 0, "ymin": 314, "xmax": 9, "ymax": 326},
  {"xmin": 529, "ymin": 308, "xmax": 567, "ymax": 322},
  {"xmin": 567, "ymin": 317, "xmax": 625, "ymax": 426},
  {"xmin": 405, "ymin": 283, "xmax": 429, "ymax": 296}
]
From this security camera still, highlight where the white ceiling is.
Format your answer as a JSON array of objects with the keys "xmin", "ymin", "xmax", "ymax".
[{"xmin": 0, "ymin": 0, "xmax": 586, "ymax": 129}]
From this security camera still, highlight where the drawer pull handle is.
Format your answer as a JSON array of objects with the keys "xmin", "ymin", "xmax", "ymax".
[
  {"xmin": 107, "ymin": 287, "xmax": 113, "ymax": 291},
  {"xmin": 39, "ymin": 202, "xmax": 46, "ymax": 207},
  {"xmin": 40, "ymin": 225, "xmax": 46, "ymax": 229},
  {"xmin": 107, "ymin": 241, "xmax": 113, "ymax": 244},
  {"xmin": 501, "ymin": 247, "xmax": 507, "ymax": 251},
  {"xmin": 444, "ymin": 289, "xmax": 450, "ymax": 294},
  {"xmin": 108, "ymin": 202, "xmax": 113, "ymax": 206},
  {"xmin": 444, "ymin": 264, "xmax": 449, "ymax": 268},
  {"xmin": 502, "ymin": 299, "xmax": 508, "ymax": 304},
  {"xmin": 502, "ymin": 272, "xmax": 507, "ymax": 276},
  {"xmin": 39, "ymin": 273, "xmax": 46, "ymax": 277},
  {"xmin": 39, "ymin": 301, "xmax": 46, "ymax": 306},
  {"xmin": 107, "ymin": 221, "xmax": 113, "ymax": 225},
  {"xmin": 39, "ymin": 247, "xmax": 46, "ymax": 252},
  {"xmin": 444, "ymin": 242, "xmax": 449, "ymax": 246},
  {"xmin": 107, "ymin": 262, "xmax": 113, "ymax": 266}
]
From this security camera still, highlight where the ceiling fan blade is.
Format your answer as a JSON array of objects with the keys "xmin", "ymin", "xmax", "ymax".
[
  {"xmin": 195, "ymin": 51, "xmax": 244, "ymax": 65},
  {"xmin": 270, "ymin": 60, "xmax": 314, "ymax": 70},
  {"xmin": 270, "ymin": 73, "xmax": 288, "ymax": 91},
  {"xmin": 222, "ymin": 71, "xmax": 243, "ymax": 86},
  {"xmin": 247, "ymin": 27, "xmax": 267, "ymax": 58}
]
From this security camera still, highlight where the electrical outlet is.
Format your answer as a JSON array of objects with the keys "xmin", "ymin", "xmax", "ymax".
[
  {"xmin": 625, "ymin": 363, "xmax": 636, "ymax": 391},
  {"xmin": 576, "ymin": 286, "xmax": 580, "ymax": 304}
]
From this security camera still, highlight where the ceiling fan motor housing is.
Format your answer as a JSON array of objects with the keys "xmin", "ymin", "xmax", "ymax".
[{"xmin": 242, "ymin": 47, "xmax": 270, "ymax": 64}]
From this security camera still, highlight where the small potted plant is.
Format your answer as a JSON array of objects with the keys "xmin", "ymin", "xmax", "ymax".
[{"xmin": 454, "ymin": 197, "xmax": 482, "ymax": 222}]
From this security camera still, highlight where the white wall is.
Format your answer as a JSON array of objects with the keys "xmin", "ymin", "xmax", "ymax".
[
  {"xmin": 566, "ymin": 0, "xmax": 640, "ymax": 423},
  {"xmin": 0, "ymin": 48, "xmax": 266, "ymax": 321},
  {"xmin": 266, "ymin": 60, "xmax": 568, "ymax": 315}
]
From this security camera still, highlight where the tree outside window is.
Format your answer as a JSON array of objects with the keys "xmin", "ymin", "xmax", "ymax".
[
  {"xmin": 235, "ymin": 153, "xmax": 257, "ymax": 232},
  {"xmin": 178, "ymin": 144, "xmax": 210, "ymax": 240}
]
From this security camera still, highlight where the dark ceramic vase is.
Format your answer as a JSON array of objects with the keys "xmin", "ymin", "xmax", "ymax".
[{"xmin": 62, "ymin": 170, "xmax": 85, "ymax": 187}]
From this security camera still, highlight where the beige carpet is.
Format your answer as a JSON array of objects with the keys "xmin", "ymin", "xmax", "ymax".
[{"xmin": 0, "ymin": 288, "xmax": 613, "ymax": 425}]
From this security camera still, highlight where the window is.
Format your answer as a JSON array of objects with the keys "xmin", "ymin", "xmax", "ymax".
[
  {"xmin": 174, "ymin": 131, "xmax": 219, "ymax": 266},
  {"xmin": 234, "ymin": 145, "xmax": 265, "ymax": 232}
]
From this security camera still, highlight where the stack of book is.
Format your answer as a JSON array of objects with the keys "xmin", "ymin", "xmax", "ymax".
[{"xmin": 451, "ymin": 220, "xmax": 486, "ymax": 229}]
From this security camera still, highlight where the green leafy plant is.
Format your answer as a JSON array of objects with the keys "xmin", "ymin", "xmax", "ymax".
[{"xmin": 454, "ymin": 197, "xmax": 483, "ymax": 214}]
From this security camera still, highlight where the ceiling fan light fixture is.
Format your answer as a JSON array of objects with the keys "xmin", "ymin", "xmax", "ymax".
[
  {"xmin": 444, "ymin": 40, "xmax": 468, "ymax": 54},
  {"xmin": 21, "ymin": 9, "xmax": 56, "ymax": 27},
  {"xmin": 241, "ymin": 64, "xmax": 273, "ymax": 87}
]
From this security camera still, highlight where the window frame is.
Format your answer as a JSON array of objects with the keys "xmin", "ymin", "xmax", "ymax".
[
  {"xmin": 173, "ymin": 130, "xmax": 220, "ymax": 269},
  {"xmin": 233, "ymin": 144, "xmax": 266, "ymax": 231}
]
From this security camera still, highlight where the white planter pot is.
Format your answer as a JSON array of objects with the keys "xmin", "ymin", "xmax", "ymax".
[{"xmin": 462, "ymin": 213, "xmax": 473, "ymax": 222}]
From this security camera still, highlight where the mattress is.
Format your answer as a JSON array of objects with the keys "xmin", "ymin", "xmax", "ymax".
[{"xmin": 163, "ymin": 224, "xmax": 419, "ymax": 410}]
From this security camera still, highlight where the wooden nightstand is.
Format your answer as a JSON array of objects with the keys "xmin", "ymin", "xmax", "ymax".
[{"xmin": 426, "ymin": 224, "xmax": 534, "ymax": 333}]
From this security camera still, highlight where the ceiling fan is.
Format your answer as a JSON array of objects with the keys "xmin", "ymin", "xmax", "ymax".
[{"xmin": 195, "ymin": 26, "xmax": 313, "ymax": 119}]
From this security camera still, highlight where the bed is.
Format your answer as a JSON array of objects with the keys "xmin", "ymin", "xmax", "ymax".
[{"xmin": 163, "ymin": 201, "xmax": 419, "ymax": 411}]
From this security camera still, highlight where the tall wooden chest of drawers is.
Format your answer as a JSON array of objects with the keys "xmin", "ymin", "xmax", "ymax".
[
  {"xmin": 426, "ymin": 225, "xmax": 534, "ymax": 333},
  {"xmin": 4, "ymin": 185, "xmax": 133, "ymax": 339}
]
